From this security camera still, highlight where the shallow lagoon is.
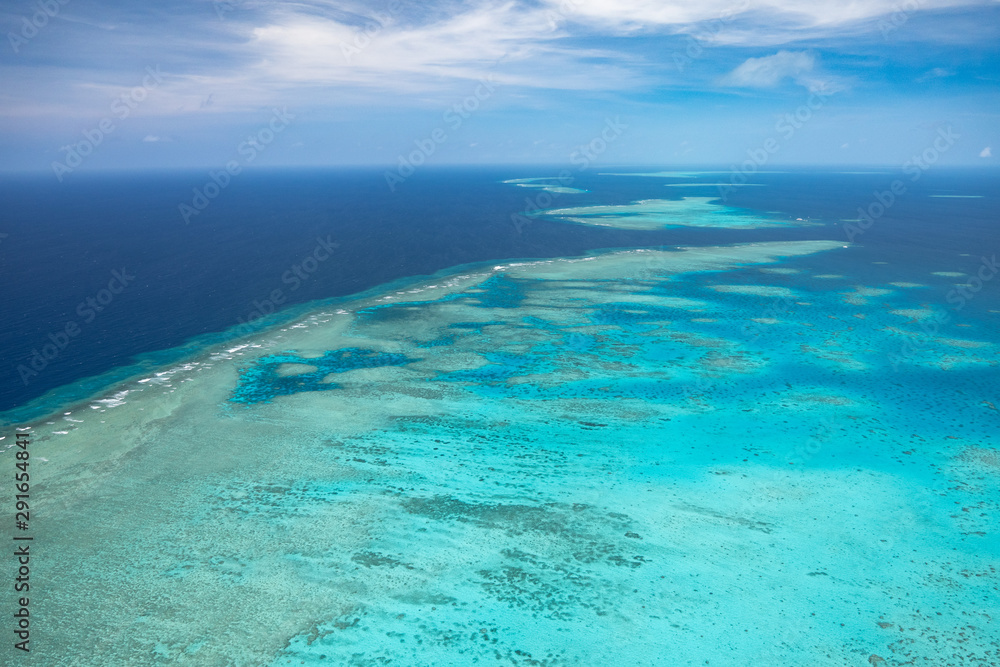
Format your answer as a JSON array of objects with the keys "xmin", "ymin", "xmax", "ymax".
[{"xmin": 6, "ymin": 226, "xmax": 998, "ymax": 665}]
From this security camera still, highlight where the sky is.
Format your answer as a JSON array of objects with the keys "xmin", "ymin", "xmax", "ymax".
[{"xmin": 1, "ymin": 0, "xmax": 998, "ymax": 172}]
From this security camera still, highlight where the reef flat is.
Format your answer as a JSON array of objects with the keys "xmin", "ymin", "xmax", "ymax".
[
  {"xmin": 5, "ymin": 239, "xmax": 998, "ymax": 666},
  {"xmin": 536, "ymin": 197, "xmax": 799, "ymax": 230},
  {"xmin": 502, "ymin": 177, "xmax": 589, "ymax": 194}
]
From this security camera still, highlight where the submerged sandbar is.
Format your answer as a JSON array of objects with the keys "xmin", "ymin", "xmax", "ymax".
[{"xmin": 537, "ymin": 197, "xmax": 801, "ymax": 230}]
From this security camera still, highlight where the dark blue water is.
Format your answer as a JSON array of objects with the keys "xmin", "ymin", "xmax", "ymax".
[{"xmin": 1, "ymin": 166, "xmax": 997, "ymax": 420}]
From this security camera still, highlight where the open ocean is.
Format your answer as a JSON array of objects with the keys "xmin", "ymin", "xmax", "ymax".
[
  {"xmin": 3, "ymin": 167, "xmax": 997, "ymax": 419},
  {"xmin": 1, "ymin": 167, "xmax": 998, "ymax": 665}
]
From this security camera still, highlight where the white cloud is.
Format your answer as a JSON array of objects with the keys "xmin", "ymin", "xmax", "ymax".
[
  {"xmin": 981, "ymin": 146, "xmax": 992, "ymax": 158},
  {"xmin": 547, "ymin": 0, "xmax": 988, "ymax": 45},
  {"xmin": 142, "ymin": 135, "xmax": 164, "ymax": 142},
  {"xmin": 2, "ymin": 0, "xmax": 990, "ymax": 118},
  {"xmin": 152, "ymin": 0, "xmax": 978, "ymax": 110},
  {"xmin": 147, "ymin": 1, "xmax": 648, "ymax": 114},
  {"xmin": 720, "ymin": 50, "xmax": 848, "ymax": 93},
  {"xmin": 720, "ymin": 50, "xmax": 814, "ymax": 87}
]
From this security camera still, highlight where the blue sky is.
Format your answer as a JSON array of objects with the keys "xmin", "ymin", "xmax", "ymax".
[{"xmin": 1, "ymin": 0, "xmax": 998, "ymax": 171}]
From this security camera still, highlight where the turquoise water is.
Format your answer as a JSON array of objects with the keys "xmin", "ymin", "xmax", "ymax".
[
  {"xmin": 3, "ymin": 174, "xmax": 998, "ymax": 665},
  {"xmin": 534, "ymin": 196, "xmax": 799, "ymax": 229},
  {"xmin": 502, "ymin": 177, "xmax": 589, "ymax": 194}
]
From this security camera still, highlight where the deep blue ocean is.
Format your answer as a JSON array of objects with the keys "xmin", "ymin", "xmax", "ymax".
[{"xmin": 1, "ymin": 167, "xmax": 997, "ymax": 419}]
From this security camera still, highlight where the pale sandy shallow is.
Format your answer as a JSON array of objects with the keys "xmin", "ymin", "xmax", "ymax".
[
  {"xmin": 537, "ymin": 197, "xmax": 800, "ymax": 230},
  {"xmin": 502, "ymin": 177, "xmax": 588, "ymax": 194},
  {"xmin": 3, "ymin": 240, "xmax": 998, "ymax": 666}
]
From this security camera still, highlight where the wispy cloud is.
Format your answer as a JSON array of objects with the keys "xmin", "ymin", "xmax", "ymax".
[
  {"xmin": 719, "ymin": 50, "xmax": 846, "ymax": 92},
  {"xmin": 720, "ymin": 50, "xmax": 815, "ymax": 88},
  {"xmin": 0, "ymin": 0, "xmax": 997, "ymax": 170},
  {"xmin": 2, "ymin": 0, "xmax": 995, "ymax": 119},
  {"xmin": 917, "ymin": 67, "xmax": 955, "ymax": 82},
  {"xmin": 544, "ymin": 0, "xmax": 989, "ymax": 44}
]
